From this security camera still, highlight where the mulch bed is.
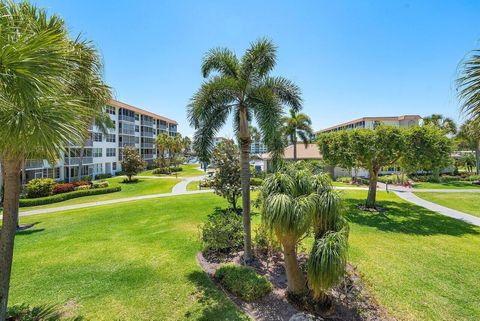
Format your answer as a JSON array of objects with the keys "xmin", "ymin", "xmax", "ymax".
[{"xmin": 197, "ymin": 251, "xmax": 395, "ymax": 321}]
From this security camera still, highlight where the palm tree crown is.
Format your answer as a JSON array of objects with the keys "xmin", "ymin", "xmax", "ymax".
[
  {"xmin": 281, "ymin": 109, "xmax": 313, "ymax": 161},
  {"xmin": 422, "ymin": 114, "xmax": 457, "ymax": 135},
  {"xmin": 188, "ymin": 38, "xmax": 302, "ymax": 261},
  {"xmin": 458, "ymin": 50, "xmax": 480, "ymax": 120}
]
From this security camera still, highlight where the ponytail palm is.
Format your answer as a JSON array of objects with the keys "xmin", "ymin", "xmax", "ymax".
[
  {"xmin": 261, "ymin": 167, "xmax": 348, "ymax": 301},
  {"xmin": 0, "ymin": 1, "xmax": 110, "ymax": 318},
  {"xmin": 188, "ymin": 39, "xmax": 302, "ymax": 261}
]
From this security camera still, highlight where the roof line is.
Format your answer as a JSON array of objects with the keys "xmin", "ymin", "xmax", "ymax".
[
  {"xmin": 317, "ymin": 115, "xmax": 421, "ymax": 133},
  {"xmin": 108, "ymin": 99, "xmax": 178, "ymax": 125}
]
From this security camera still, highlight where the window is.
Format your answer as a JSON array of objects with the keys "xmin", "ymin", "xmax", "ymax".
[
  {"xmin": 135, "ymin": 113, "xmax": 139, "ymax": 121},
  {"xmin": 105, "ymin": 105, "xmax": 116, "ymax": 115},
  {"xmin": 107, "ymin": 134, "xmax": 116, "ymax": 143},
  {"xmin": 106, "ymin": 148, "xmax": 116, "ymax": 157},
  {"xmin": 112, "ymin": 162, "xmax": 117, "ymax": 170},
  {"xmin": 93, "ymin": 133, "xmax": 103, "ymax": 142},
  {"xmin": 93, "ymin": 163, "xmax": 103, "ymax": 173},
  {"xmin": 135, "ymin": 125, "xmax": 139, "ymax": 132},
  {"xmin": 93, "ymin": 148, "xmax": 102, "ymax": 158},
  {"xmin": 112, "ymin": 121, "xmax": 116, "ymax": 129}
]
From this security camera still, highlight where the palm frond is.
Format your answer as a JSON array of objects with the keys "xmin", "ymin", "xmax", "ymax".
[
  {"xmin": 201, "ymin": 47, "xmax": 240, "ymax": 78},
  {"xmin": 458, "ymin": 50, "xmax": 480, "ymax": 120},
  {"xmin": 264, "ymin": 77, "xmax": 302, "ymax": 111},
  {"xmin": 241, "ymin": 38, "xmax": 277, "ymax": 80}
]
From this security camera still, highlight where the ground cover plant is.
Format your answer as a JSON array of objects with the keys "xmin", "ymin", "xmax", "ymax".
[
  {"xmin": 214, "ymin": 265, "xmax": 272, "ymax": 302},
  {"xmin": 7, "ymin": 191, "xmax": 480, "ymax": 320}
]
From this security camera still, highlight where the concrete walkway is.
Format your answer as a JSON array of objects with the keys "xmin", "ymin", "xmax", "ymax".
[
  {"xmin": 172, "ymin": 176, "xmax": 205, "ymax": 193},
  {"xmin": 393, "ymin": 190, "xmax": 480, "ymax": 226}
]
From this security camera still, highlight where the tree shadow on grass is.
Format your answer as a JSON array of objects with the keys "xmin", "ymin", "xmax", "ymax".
[
  {"xmin": 16, "ymin": 228, "xmax": 45, "ymax": 236},
  {"xmin": 345, "ymin": 199, "xmax": 479, "ymax": 236},
  {"xmin": 185, "ymin": 271, "xmax": 248, "ymax": 321}
]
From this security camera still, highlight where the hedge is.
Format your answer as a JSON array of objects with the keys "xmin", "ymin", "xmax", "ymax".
[{"xmin": 19, "ymin": 186, "xmax": 121, "ymax": 207}]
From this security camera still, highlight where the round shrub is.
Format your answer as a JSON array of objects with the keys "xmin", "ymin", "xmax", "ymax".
[
  {"xmin": 152, "ymin": 168, "xmax": 171, "ymax": 175},
  {"xmin": 92, "ymin": 181, "xmax": 109, "ymax": 189},
  {"xmin": 52, "ymin": 183, "xmax": 75, "ymax": 195},
  {"xmin": 75, "ymin": 185, "xmax": 91, "ymax": 191},
  {"xmin": 250, "ymin": 177, "xmax": 264, "ymax": 187},
  {"xmin": 25, "ymin": 178, "xmax": 56, "ymax": 198},
  {"xmin": 95, "ymin": 173, "xmax": 112, "ymax": 180},
  {"xmin": 200, "ymin": 208, "xmax": 244, "ymax": 254},
  {"xmin": 72, "ymin": 180, "xmax": 91, "ymax": 187},
  {"xmin": 215, "ymin": 264, "xmax": 272, "ymax": 302}
]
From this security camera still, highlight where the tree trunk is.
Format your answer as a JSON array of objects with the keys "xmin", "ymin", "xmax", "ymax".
[
  {"xmin": 476, "ymin": 142, "xmax": 480, "ymax": 175},
  {"xmin": 293, "ymin": 133, "xmax": 297, "ymax": 162},
  {"xmin": 0, "ymin": 158, "xmax": 21, "ymax": 320},
  {"xmin": 20, "ymin": 160, "xmax": 26, "ymax": 186},
  {"xmin": 239, "ymin": 106, "xmax": 253, "ymax": 262},
  {"xmin": 283, "ymin": 241, "xmax": 307, "ymax": 295},
  {"xmin": 366, "ymin": 168, "xmax": 378, "ymax": 208}
]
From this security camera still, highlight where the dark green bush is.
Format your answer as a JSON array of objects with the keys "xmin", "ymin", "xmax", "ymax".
[
  {"xmin": 250, "ymin": 177, "xmax": 263, "ymax": 187},
  {"xmin": 170, "ymin": 167, "xmax": 183, "ymax": 172},
  {"xmin": 95, "ymin": 173, "xmax": 112, "ymax": 179},
  {"xmin": 336, "ymin": 176, "xmax": 352, "ymax": 184},
  {"xmin": 200, "ymin": 208, "xmax": 244, "ymax": 254},
  {"xmin": 7, "ymin": 303, "xmax": 84, "ymax": 321},
  {"xmin": 152, "ymin": 168, "xmax": 171, "ymax": 175},
  {"xmin": 215, "ymin": 264, "xmax": 272, "ymax": 302},
  {"xmin": 25, "ymin": 178, "xmax": 56, "ymax": 198},
  {"xmin": 467, "ymin": 174, "xmax": 480, "ymax": 181},
  {"xmin": 19, "ymin": 186, "xmax": 121, "ymax": 207}
]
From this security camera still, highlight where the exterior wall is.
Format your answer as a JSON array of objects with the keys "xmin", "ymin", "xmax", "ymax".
[{"xmin": 21, "ymin": 101, "xmax": 177, "ymax": 183}]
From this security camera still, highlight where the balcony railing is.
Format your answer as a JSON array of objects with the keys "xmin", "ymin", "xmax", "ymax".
[
  {"xmin": 64, "ymin": 157, "xmax": 93, "ymax": 165},
  {"xmin": 119, "ymin": 129, "xmax": 135, "ymax": 135},
  {"xmin": 141, "ymin": 142, "xmax": 155, "ymax": 148},
  {"xmin": 119, "ymin": 142, "xmax": 138, "ymax": 148},
  {"xmin": 142, "ymin": 154, "xmax": 154, "ymax": 159},
  {"xmin": 141, "ymin": 131, "xmax": 154, "ymax": 138},
  {"xmin": 119, "ymin": 115, "xmax": 135, "ymax": 122},
  {"xmin": 26, "ymin": 159, "xmax": 44, "ymax": 169},
  {"xmin": 141, "ymin": 120, "xmax": 154, "ymax": 127}
]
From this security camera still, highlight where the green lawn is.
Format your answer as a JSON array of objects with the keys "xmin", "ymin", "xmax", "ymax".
[
  {"xmin": 12, "ymin": 194, "xmax": 247, "ymax": 321},
  {"xmin": 10, "ymin": 191, "xmax": 480, "ymax": 321},
  {"xmin": 413, "ymin": 181, "xmax": 480, "ymax": 189},
  {"xmin": 138, "ymin": 164, "xmax": 204, "ymax": 178},
  {"xmin": 19, "ymin": 177, "xmax": 180, "ymax": 212},
  {"xmin": 414, "ymin": 192, "xmax": 480, "ymax": 218},
  {"xmin": 186, "ymin": 181, "xmax": 200, "ymax": 191}
]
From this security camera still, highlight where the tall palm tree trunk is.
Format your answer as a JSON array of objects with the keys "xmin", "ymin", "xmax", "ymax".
[
  {"xmin": 283, "ymin": 240, "xmax": 306, "ymax": 295},
  {"xmin": 239, "ymin": 106, "xmax": 253, "ymax": 262},
  {"xmin": 292, "ymin": 133, "xmax": 297, "ymax": 162},
  {"xmin": 476, "ymin": 141, "xmax": 480, "ymax": 175},
  {"xmin": 0, "ymin": 158, "xmax": 21, "ymax": 319}
]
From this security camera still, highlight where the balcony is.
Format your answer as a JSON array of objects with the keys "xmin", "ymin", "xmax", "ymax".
[
  {"xmin": 142, "ymin": 154, "xmax": 154, "ymax": 160},
  {"xmin": 64, "ymin": 157, "xmax": 93, "ymax": 166},
  {"xmin": 119, "ymin": 142, "xmax": 138, "ymax": 148},
  {"xmin": 141, "ymin": 131, "xmax": 154, "ymax": 138},
  {"xmin": 141, "ymin": 119, "xmax": 154, "ymax": 127},
  {"xmin": 141, "ymin": 142, "xmax": 154, "ymax": 148},
  {"xmin": 119, "ymin": 129, "xmax": 135, "ymax": 135},
  {"xmin": 26, "ymin": 159, "xmax": 44, "ymax": 169},
  {"xmin": 119, "ymin": 115, "xmax": 135, "ymax": 122}
]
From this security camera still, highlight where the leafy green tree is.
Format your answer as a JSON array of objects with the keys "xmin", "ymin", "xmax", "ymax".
[
  {"xmin": 318, "ymin": 125, "xmax": 405, "ymax": 208},
  {"xmin": 0, "ymin": 1, "xmax": 110, "ymax": 318},
  {"xmin": 188, "ymin": 38, "xmax": 302, "ymax": 261},
  {"xmin": 456, "ymin": 120, "xmax": 480, "ymax": 174},
  {"xmin": 121, "ymin": 147, "xmax": 145, "ymax": 182},
  {"xmin": 211, "ymin": 140, "xmax": 242, "ymax": 210},
  {"xmin": 402, "ymin": 125, "xmax": 453, "ymax": 180},
  {"xmin": 422, "ymin": 114, "xmax": 457, "ymax": 135},
  {"xmin": 281, "ymin": 109, "xmax": 313, "ymax": 161},
  {"xmin": 261, "ymin": 167, "xmax": 348, "ymax": 303},
  {"xmin": 155, "ymin": 133, "xmax": 172, "ymax": 169}
]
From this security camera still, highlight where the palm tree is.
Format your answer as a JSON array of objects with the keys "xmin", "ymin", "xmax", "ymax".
[
  {"xmin": 457, "ymin": 119, "xmax": 480, "ymax": 174},
  {"xmin": 423, "ymin": 114, "xmax": 457, "ymax": 135},
  {"xmin": 188, "ymin": 39, "xmax": 302, "ymax": 262},
  {"xmin": 458, "ymin": 50, "xmax": 480, "ymax": 120},
  {"xmin": 155, "ymin": 133, "xmax": 172, "ymax": 169},
  {"xmin": 282, "ymin": 109, "xmax": 313, "ymax": 161},
  {"xmin": 0, "ymin": 2, "xmax": 110, "ymax": 318},
  {"xmin": 261, "ymin": 167, "xmax": 348, "ymax": 303}
]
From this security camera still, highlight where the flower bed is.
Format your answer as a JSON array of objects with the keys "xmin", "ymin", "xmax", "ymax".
[{"xmin": 19, "ymin": 186, "xmax": 121, "ymax": 207}]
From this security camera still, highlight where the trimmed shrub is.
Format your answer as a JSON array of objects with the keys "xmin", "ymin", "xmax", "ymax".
[
  {"xmin": 336, "ymin": 176, "xmax": 352, "ymax": 184},
  {"xmin": 95, "ymin": 173, "xmax": 112, "ymax": 180},
  {"xmin": 170, "ymin": 167, "xmax": 183, "ymax": 172},
  {"xmin": 200, "ymin": 208, "xmax": 244, "ymax": 254},
  {"xmin": 19, "ymin": 186, "xmax": 121, "ymax": 207},
  {"xmin": 152, "ymin": 168, "xmax": 171, "ymax": 175},
  {"xmin": 25, "ymin": 178, "xmax": 56, "ymax": 198},
  {"xmin": 80, "ymin": 175, "xmax": 92, "ymax": 182},
  {"xmin": 75, "ymin": 185, "xmax": 91, "ymax": 191},
  {"xmin": 72, "ymin": 180, "xmax": 91, "ymax": 187},
  {"xmin": 199, "ymin": 179, "xmax": 213, "ymax": 188},
  {"xmin": 467, "ymin": 175, "xmax": 480, "ymax": 181},
  {"xmin": 52, "ymin": 183, "xmax": 75, "ymax": 195},
  {"xmin": 215, "ymin": 264, "xmax": 272, "ymax": 302},
  {"xmin": 92, "ymin": 181, "xmax": 109, "ymax": 188},
  {"xmin": 121, "ymin": 178, "xmax": 139, "ymax": 184},
  {"xmin": 250, "ymin": 177, "xmax": 263, "ymax": 187}
]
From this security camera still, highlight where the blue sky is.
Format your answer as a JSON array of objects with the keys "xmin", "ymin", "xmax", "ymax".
[{"xmin": 34, "ymin": 0, "xmax": 480, "ymax": 137}]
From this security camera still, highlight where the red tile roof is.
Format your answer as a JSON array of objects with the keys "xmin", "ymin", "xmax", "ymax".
[{"xmin": 108, "ymin": 99, "xmax": 178, "ymax": 125}]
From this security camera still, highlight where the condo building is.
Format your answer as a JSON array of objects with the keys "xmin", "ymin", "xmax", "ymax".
[
  {"xmin": 22, "ymin": 99, "xmax": 178, "ymax": 182},
  {"xmin": 318, "ymin": 115, "xmax": 421, "ymax": 133}
]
